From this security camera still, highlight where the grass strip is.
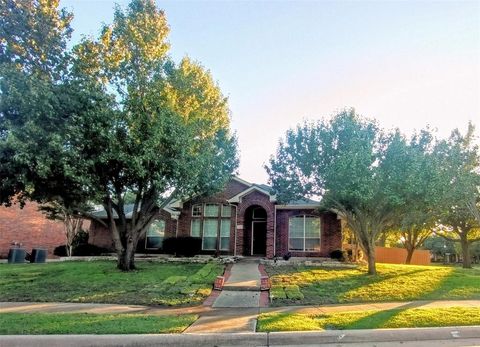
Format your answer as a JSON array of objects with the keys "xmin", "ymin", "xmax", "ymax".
[
  {"xmin": 0, "ymin": 313, "xmax": 197, "ymax": 334},
  {"xmin": 257, "ymin": 307, "xmax": 480, "ymax": 332}
]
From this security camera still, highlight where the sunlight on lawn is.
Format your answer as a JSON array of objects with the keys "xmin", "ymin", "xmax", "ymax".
[
  {"xmin": 340, "ymin": 265, "xmax": 453, "ymax": 302},
  {"xmin": 267, "ymin": 263, "xmax": 480, "ymax": 305},
  {"xmin": 257, "ymin": 307, "xmax": 480, "ymax": 332}
]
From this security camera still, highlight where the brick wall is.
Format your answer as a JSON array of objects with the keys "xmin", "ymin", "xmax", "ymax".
[
  {"xmin": 0, "ymin": 202, "xmax": 67, "ymax": 258},
  {"xmin": 88, "ymin": 209, "xmax": 175, "ymax": 252},
  {"xmin": 237, "ymin": 190, "xmax": 275, "ymax": 258},
  {"xmin": 275, "ymin": 210, "xmax": 341, "ymax": 258}
]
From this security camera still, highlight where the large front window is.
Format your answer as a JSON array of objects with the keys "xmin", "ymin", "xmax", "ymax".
[
  {"xmin": 145, "ymin": 219, "xmax": 165, "ymax": 249},
  {"xmin": 289, "ymin": 215, "xmax": 321, "ymax": 252},
  {"xmin": 191, "ymin": 204, "xmax": 232, "ymax": 251}
]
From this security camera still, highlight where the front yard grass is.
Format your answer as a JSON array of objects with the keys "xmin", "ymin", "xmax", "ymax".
[
  {"xmin": 267, "ymin": 263, "xmax": 480, "ymax": 306},
  {"xmin": 0, "ymin": 313, "xmax": 197, "ymax": 334},
  {"xmin": 0, "ymin": 261, "xmax": 223, "ymax": 306},
  {"xmin": 257, "ymin": 307, "xmax": 480, "ymax": 331}
]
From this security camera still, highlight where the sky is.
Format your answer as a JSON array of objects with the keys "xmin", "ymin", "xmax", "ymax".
[{"xmin": 61, "ymin": 0, "xmax": 480, "ymax": 184}]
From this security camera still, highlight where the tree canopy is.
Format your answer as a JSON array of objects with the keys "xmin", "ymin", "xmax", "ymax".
[{"xmin": 0, "ymin": 0, "xmax": 238, "ymax": 271}]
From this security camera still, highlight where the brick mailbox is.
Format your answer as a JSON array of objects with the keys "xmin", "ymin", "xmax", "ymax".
[
  {"xmin": 214, "ymin": 276, "xmax": 225, "ymax": 290},
  {"xmin": 260, "ymin": 276, "xmax": 271, "ymax": 291}
]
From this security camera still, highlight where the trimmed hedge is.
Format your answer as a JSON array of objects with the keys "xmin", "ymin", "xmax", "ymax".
[{"xmin": 162, "ymin": 237, "xmax": 202, "ymax": 257}]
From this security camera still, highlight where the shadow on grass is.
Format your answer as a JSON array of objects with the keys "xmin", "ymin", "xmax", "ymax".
[
  {"xmin": 332, "ymin": 301, "xmax": 428, "ymax": 330},
  {"xmin": 269, "ymin": 265, "xmax": 438, "ymax": 305}
]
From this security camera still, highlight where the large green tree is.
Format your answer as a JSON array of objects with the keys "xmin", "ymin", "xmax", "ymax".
[
  {"xmin": 267, "ymin": 110, "xmax": 409, "ymax": 275},
  {"xmin": 0, "ymin": 0, "xmax": 238, "ymax": 271},
  {"xmin": 434, "ymin": 124, "xmax": 480, "ymax": 268},
  {"xmin": 388, "ymin": 129, "xmax": 441, "ymax": 264}
]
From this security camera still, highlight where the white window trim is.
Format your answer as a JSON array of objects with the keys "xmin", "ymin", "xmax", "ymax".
[
  {"xmin": 190, "ymin": 219, "xmax": 202, "ymax": 237},
  {"xmin": 192, "ymin": 204, "xmax": 202, "ymax": 217},
  {"xmin": 221, "ymin": 204, "xmax": 232, "ymax": 218},
  {"xmin": 288, "ymin": 215, "xmax": 321, "ymax": 252},
  {"xmin": 202, "ymin": 219, "xmax": 218, "ymax": 250},
  {"xmin": 220, "ymin": 219, "xmax": 231, "ymax": 251}
]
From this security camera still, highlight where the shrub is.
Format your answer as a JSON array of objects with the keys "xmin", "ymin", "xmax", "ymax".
[
  {"xmin": 162, "ymin": 237, "xmax": 202, "ymax": 257},
  {"xmin": 54, "ymin": 244, "xmax": 110, "ymax": 256},
  {"xmin": 330, "ymin": 249, "xmax": 347, "ymax": 261},
  {"xmin": 73, "ymin": 244, "xmax": 110, "ymax": 256},
  {"xmin": 53, "ymin": 245, "xmax": 68, "ymax": 257}
]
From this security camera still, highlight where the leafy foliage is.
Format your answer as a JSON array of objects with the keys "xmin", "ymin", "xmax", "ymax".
[
  {"xmin": 0, "ymin": 0, "xmax": 238, "ymax": 271},
  {"xmin": 267, "ymin": 110, "xmax": 411, "ymax": 274}
]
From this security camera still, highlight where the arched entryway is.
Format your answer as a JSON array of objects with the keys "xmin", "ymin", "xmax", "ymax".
[{"xmin": 244, "ymin": 205, "xmax": 267, "ymax": 256}]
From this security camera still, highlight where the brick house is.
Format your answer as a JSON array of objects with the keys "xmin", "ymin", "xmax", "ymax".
[
  {"xmin": 0, "ymin": 202, "xmax": 66, "ymax": 258},
  {"xmin": 89, "ymin": 177, "xmax": 342, "ymax": 258}
]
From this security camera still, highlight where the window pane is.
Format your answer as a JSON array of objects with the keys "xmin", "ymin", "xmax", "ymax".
[
  {"xmin": 222, "ymin": 205, "xmax": 232, "ymax": 217},
  {"xmin": 289, "ymin": 217, "xmax": 304, "ymax": 238},
  {"xmin": 220, "ymin": 237, "xmax": 230, "ymax": 251},
  {"xmin": 220, "ymin": 220, "xmax": 231, "ymax": 237},
  {"xmin": 147, "ymin": 220, "xmax": 165, "ymax": 237},
  {"xmin": 289, "ymin": 238, "xmax": 303, "ymax": 251},
  {"xmin": 191, "ymin": 219, "xmax": 201, "ymax": 237},
  {"xmin": 253, "ymin": 207, "xmax": 267, "ymax": 220},
  {"xmin": 202, "ymin": 237, "xmax": 216, "ymax": 250},
  {"xmin": 192, "ymin": 204, "xmax": 202, "ymax": 217},
  {"xmin": 203, "ymin": 219, "xmax": 218, "ymax": 237},
  {"xmin": 305, "ymin": 238, "xmax": 320, "ymax": 251},
  {"xmin": 204, "ymin": 204, "xmax": 219, "ymax": 217},
  {"xmin": 146, "ymin": 236, "xmax": 163, "ymax": 249},
  {"xmin": 305, "ymin": 217, "xmax": 320, "ymax": 238}
]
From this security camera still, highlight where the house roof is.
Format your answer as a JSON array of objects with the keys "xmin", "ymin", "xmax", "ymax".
[{"xmin": 89, "ymin": 176, "xmax": 320, "ymax": 220}]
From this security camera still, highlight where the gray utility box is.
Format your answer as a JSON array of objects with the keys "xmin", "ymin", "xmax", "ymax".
[
  {"xmin": 7, "ymin": 248, "xmax": 27, "ymax": 263},
  {"xmin": 30, "ymin": 248, "xmax": 47, "ymax": 263}
]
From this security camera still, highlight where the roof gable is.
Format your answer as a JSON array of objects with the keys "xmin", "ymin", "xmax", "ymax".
[{"xmin": 227, "ymin": 185, "xmax": 276, "ymax": 203}]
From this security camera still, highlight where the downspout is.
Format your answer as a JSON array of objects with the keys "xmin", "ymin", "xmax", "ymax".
[
  {"xmin": 273, "ymin": 205, "xmax": 277, "ymax": 257},
  {"xmin": 231, "ymin": 204, "xmax": 238, "ymax": 256}
]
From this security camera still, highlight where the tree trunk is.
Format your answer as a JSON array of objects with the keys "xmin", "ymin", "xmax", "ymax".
[
  {"xmin": 460, "ymin": 236, "xmax": 471, "ymax": 269},
  {"xmin": 117, "ymin": 239, "xmax": 138, "ymax": 271},
  {"xmin": 405, "ymin": 246, "xmax": 415, "ymax": 264},
  {"xmin": 367, "ymin": 250, "xmax": 377, "ymax": 275}
]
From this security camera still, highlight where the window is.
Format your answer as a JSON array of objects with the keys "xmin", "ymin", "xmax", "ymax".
[
  {"xmin": 288, "ymin": 215, "xmax": 321, "ymax": 252},
  {"xmin": 221, "ymin": 204, "xmax": 232, "ymax": 218},
  {"xmin": 191, "ymin": 219, "xmax": 201, "ymax": 237},
  {"xmin": 190, "ymin": 203, "xmax": 232, "ymax": 251},
  {"xmin": 252, "ymin": 207, "xmax": 267, "ymax": 220},
  {"xmin": 145, "ymin": 220, "xmax": 165, "ymax": 249},
  {"xmin": 192, "ymin": 204, "xmax": 202, "ymax": 217},
  {"xmin": 202, "ymin": 219, "xmax": 218, "ymax": 250},
  {"xmin": 204, "ymin": 204, "xmax": 219, "ymax": 217},
  {"xmin": 220, "ymin": 219, "xmax": 231, "ymax": 250}
]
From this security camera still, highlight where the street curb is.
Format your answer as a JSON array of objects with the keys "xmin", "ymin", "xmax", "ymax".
[{"xmin": 1, "ymin": 326, "xmax": 480, "ymax": 347}]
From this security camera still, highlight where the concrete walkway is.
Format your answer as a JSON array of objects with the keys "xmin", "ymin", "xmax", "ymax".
[{"xmin": 184, "ymin": 259, "xmax": 264, "ymax": 333}]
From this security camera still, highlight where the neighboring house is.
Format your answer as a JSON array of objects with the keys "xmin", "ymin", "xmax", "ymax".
[
  {"xmin": 0, "ymin": 202, "xmax": 66, "ymax": 258},
  {"xmin": 89, "ymin": 177, "xmax": 342, "ymax": 258}
]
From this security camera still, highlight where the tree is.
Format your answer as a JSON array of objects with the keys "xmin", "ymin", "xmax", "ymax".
[
  {"xmin": 0, "ymin": 0, "xmax": 238, "ymax": 271},
  {"xmin": 434, "ymin": 124, "xmax": 480, "ymax": 268},
  {"xmin": 388, "ymin": 129, "xmax": 440, "ymax": 264},
  {"xmin": 39, "ymin": 202, "xmax": 86, "ymax": 257},
  {"xmin": 266, "ymin": 110, "xmax": 407, "ymax": 275}
]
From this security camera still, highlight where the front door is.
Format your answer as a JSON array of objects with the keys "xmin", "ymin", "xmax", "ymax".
[{"xmin": 251, "ymin": 221, "xmax": 267, "ymax": 256}]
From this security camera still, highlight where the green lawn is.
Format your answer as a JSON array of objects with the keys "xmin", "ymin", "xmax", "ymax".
[
  {"xmin": 0, "ymin": 313, "xmax": 197, "ymax": 334},
  {"xmin": 0, "ymin": 261, "xmax": 223, "ymax": 306},
  {"xmin": 257, "ymin": 307, "xmax": 480, "ymax": 331},
  {"xmin": 266, "ymin": 263, "xmax": 480, "ymax": 306}
]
